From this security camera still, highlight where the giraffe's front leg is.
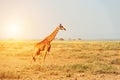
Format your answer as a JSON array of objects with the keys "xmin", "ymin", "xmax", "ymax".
[
  {"xmin": 43, "ymin": 45, "xmax": 51, "ymax": 62},
  {"xmin": 47, "ymin": 45, "xmax": 53, "ymax": 58},
  {"xmin": 47, "ymin": 45, "xmax": 54, "ymax": 63}
]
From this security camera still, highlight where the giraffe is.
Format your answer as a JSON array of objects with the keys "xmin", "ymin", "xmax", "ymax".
[{"xmin": 32, "ymin": 24, "xmax": 66, "ymax": 62}]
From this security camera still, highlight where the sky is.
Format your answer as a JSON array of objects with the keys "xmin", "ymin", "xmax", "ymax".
[{"xmin": 0, "ymin": 0, "xmax": 120, "ymax": 40}]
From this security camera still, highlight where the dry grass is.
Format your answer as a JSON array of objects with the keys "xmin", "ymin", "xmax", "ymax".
[{"xmin": 0, "ymin": 40, "xmax": 120, "ymax": 80}]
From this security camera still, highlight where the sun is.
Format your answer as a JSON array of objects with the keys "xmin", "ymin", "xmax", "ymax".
[{"xmin": 5, "ymin": 23, "xmax": 22, "ymax": 39}]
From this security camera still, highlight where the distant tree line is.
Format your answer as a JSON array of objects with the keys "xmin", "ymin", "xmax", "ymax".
[{"xmin": 55, "ymin": 38, "xmax": 82, "ymax": 41}]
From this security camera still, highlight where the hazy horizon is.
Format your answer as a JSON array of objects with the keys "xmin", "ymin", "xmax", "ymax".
[{"xmin": 0, "ymin": 0, "xmax": 120, "ymax": 40}]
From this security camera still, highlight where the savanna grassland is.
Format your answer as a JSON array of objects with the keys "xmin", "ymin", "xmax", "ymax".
[{"xmin": 0, "ymin": 40, "xmax": 120, "ymax": 80}]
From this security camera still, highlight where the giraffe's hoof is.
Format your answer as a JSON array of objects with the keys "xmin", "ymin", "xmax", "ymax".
[{"xmin": 33, "ymin": 57, "xmax": 36, "ymax": 62}]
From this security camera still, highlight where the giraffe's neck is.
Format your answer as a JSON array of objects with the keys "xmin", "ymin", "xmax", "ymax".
[{"xmin": 43, "ymin": 28, "xmax": 59, "ymax": 42}]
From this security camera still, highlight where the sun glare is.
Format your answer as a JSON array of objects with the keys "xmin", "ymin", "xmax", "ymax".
[{"xmin": 4, "ymin": 23, "xmax": 22, "ymax": 39}]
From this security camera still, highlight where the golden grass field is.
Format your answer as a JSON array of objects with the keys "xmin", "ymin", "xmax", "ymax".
[{"xmin": 0, "ymin": 40, "xmax": 120, "ymax": 80}]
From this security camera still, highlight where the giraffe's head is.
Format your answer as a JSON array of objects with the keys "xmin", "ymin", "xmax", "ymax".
[{"xmin": 57, "ymin": 24, "xmax": 66, "ymax": 31}]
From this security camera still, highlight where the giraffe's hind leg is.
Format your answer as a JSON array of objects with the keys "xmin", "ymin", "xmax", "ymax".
[{"xmin": 33, "ymin": 48, "xmax": 40, "ymax": 62}]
